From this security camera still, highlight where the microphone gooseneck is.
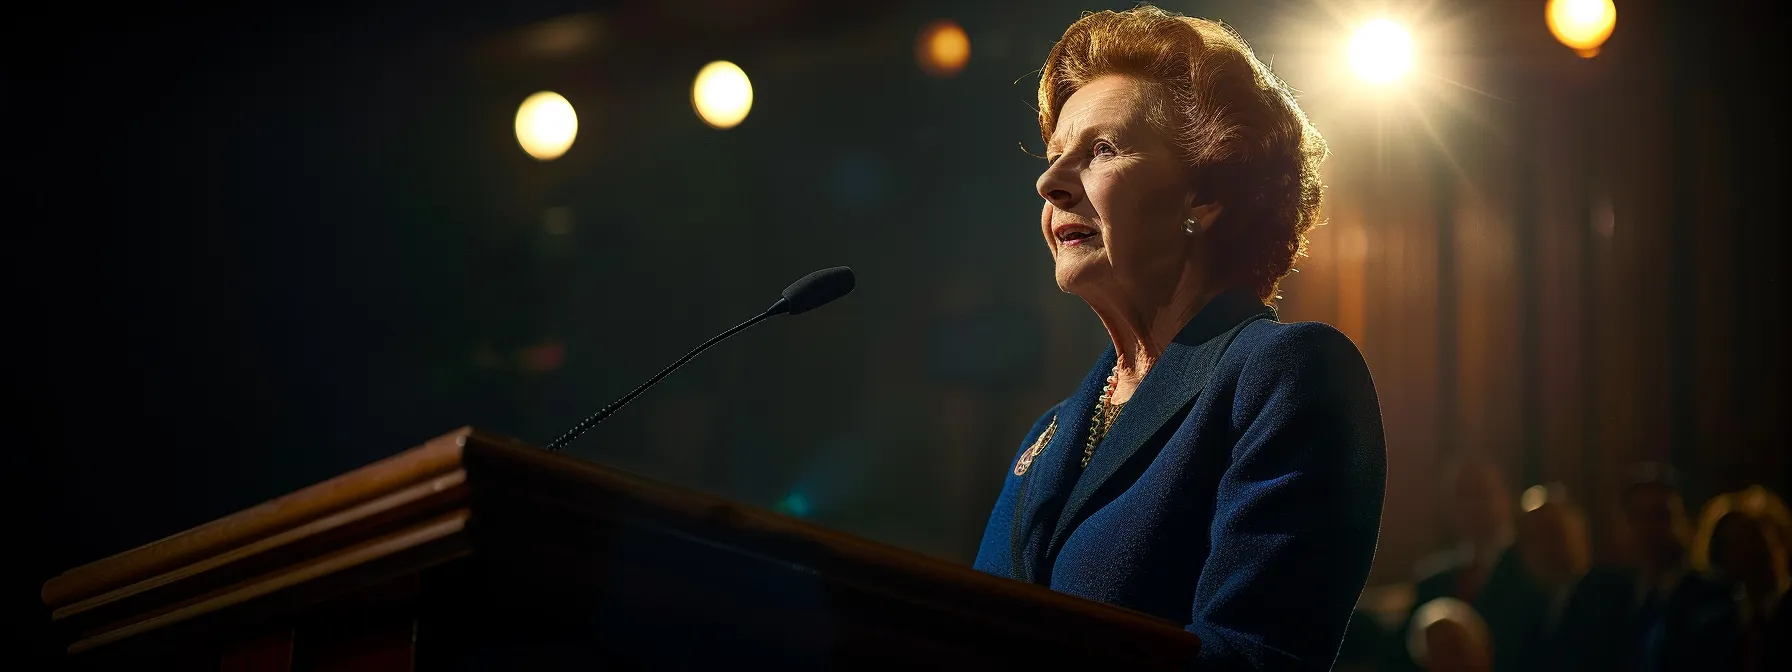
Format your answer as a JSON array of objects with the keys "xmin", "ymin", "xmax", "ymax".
[
  {"xmin": 544, "ymin": 266, "xmax": 855, "ymax": 452},
  {"xmin": 543, "ymin": 307, "xmax": 780, "ymax": 452}
]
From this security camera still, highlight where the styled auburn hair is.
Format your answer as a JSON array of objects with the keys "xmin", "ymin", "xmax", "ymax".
[{"xmin": 1038, "ymin": 6, "xmax": 1327, "ymax": 302}]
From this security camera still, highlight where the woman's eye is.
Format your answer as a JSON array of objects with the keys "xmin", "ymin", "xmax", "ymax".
[{"xmin": 1093, "ymin": 141, "xmax": 1116, "ymax": 156}]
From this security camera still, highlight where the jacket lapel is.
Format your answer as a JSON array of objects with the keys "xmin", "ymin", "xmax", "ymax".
[
  {"xmin": 1009, "ymin": 348, "xmax": 1114, "ymax": 582},
  {"xmin": 1043, "ymin": 290, "xmax": 1274, "ymax": 565}
]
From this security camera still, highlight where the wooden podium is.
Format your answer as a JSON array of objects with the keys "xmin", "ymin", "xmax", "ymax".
[{"xmin": 42, "ymin": 428, "xmax": 1200, "ymax": 670}]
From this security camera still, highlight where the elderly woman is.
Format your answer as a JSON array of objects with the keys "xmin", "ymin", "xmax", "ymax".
[{"xmin": 971, "ymin": 7, "xmax": 1387, "ymax": 669}]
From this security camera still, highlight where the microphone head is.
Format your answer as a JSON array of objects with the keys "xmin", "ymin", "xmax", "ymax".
[{"xmin": 779, "ymin": 266, "xmax": 855, "ymax": 315}]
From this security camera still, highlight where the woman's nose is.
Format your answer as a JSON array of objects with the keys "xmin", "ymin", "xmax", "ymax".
[{"xmin": 1037, "ymin": 166, "xmax": 1082, "ymax": 211}]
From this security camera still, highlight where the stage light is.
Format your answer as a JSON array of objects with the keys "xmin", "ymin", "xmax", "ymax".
[
  {"xmin": 692, "ymin": 60, "xmax": 753, "ymax": 129},
  {"xmin": 1348, "ymin": 19, "xmax": 1413, "ymax": 84},
  {"xmin": 515, "ymin": 91, "xmax": 578, "ymax": 160},
  {"xmin": 916, "ymin": 19, "xmax": 970, "ymax": 78},
  {"xmin": 1546, "ymin": 0, "xmax": 1616, "ymax": 58}
]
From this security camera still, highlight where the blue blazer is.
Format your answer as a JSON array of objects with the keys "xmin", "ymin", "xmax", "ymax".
[{"xmin": 973, "ymin": 289, "xmax": 1387, "ymax": 670}]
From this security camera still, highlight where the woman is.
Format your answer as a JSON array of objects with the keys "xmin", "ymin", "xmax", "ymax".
[
  {"xmin": 971, "ymin": 7, "xmax": 1387, "ymax": 669},
  {"xmin": 1692, "ymin": 486, "xmax": 1792, "ymax": 672}
]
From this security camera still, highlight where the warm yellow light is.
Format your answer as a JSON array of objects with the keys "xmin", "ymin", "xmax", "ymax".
[
  {"xmin": 1521, "ymin": 485, "xmax": 1549, "ymax": 513},
  {"xmin": 514, "ymin": 91, "xmax": 578, "ymax": 161},
  {"xmin": 1546, "ymin": 0, "xmax": 1616, "ymax": 58},
  {"xmin": 691, "ymin": 60, "xmax": 753, "ymax": 130},
  {"xmin": 916, "ymin": 20, "xmax": 970, "ymax": 78},
  {"xmin": 1348, "ymin": 19, "xmax": 1413, "ymax": 84}
]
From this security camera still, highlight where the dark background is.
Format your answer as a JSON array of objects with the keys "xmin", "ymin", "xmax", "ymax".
[{"xmin": 9, "ymin": 0, "xmax": 1788, "ymax": 664}]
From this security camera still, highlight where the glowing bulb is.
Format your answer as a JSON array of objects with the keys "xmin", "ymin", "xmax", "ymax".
[
  {"xmin": 691, "ymin": 60, "xmax": 753, "ymax": 130},
  {"xmin": 916, "ymin": 20, "xmax": 970, "ymax": 78},
  {"xmin": 1547, "ymin": 0, "xmax": 1616, "ymax": 58},
  {"xmin": 1348, "ymin": 19, "xmax": 1413, "ymax": 84},
  {"xmin": 514, "ymin": 91, "xmax": 578, "ymax": 161}
]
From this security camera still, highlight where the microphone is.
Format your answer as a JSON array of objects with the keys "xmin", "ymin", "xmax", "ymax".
[{"xmin": 544, "ymin": 266, "xmax": 856, "ymax": 452}]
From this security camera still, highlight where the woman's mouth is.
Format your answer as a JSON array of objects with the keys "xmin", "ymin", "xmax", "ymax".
[{"xmin": 1055, "ymin": 224, "xmax": 1100, "ymax": 247}]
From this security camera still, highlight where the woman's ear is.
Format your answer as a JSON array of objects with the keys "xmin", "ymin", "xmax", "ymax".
[{"xmin": 1188, "ymin": 201, "xmax": 1224, "ymax": 234}]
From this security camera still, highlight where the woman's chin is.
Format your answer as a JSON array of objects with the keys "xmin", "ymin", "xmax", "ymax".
[{"xmin": 1054, "ymin": 256, "xmax": 1108, "ymax": 294}]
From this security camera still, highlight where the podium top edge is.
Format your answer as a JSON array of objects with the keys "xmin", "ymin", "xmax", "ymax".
[
  {"xmin": 40, "ymin": 427, "xmax": 1200, "ymax": 654},
  {"xmin": 40, "ymin": 427, "xmax": 489, "ymax": 609}
]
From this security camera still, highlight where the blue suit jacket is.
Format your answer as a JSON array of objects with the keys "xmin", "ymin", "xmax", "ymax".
[{"xmin": 973, "ymin": 289, "xmax": 1387, "ymax": 670}]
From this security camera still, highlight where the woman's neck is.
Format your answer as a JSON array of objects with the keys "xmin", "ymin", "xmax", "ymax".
[{"xmin": 1087, "ymin": 279, "xmax": 1224, "ymax": 404}]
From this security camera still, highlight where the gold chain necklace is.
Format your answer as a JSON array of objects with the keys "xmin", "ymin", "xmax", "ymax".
[
  {"xmin": 1013, "ymin": 366, "xmax": 1125, "ymax": 476},
  {"xmin": 1081, "ymin": 367, "xmax": 1125, "ymax": 468}
]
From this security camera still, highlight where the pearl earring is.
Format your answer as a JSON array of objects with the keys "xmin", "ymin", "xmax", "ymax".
[{"xmin": 1183, "ymin": 217, "xmax": 1200, "ymax": 235}]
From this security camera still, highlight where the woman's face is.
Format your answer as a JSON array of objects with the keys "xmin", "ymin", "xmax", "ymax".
[
  {"xmin": 1713, "ymin": 515, "xmax": 1786, "ymax": 596},
  {"xmin": 1037, "ymin": 75, "xmax": 1204, "ymax": 299}
]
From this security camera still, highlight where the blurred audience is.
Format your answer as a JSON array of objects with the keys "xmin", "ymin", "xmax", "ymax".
[
  {"xmin": 1389, "ymin": 456, "xmax": 1549, "ymax": 672},
  {"xmin": 1522, "ymin": 463, "xmax": 1740, "ymax": 671},
  {"xmin": 1374, "ymin": 461, "xmax": 1782, "ymax": 672},
  {"xmin": 1515, "ymin": 484, "xmax": 1592, "ymax": 633},
  {"xmin": 1692, "ymin": 485, "xmax": 1792, "ymax": 672}
]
